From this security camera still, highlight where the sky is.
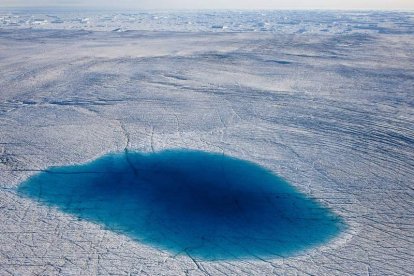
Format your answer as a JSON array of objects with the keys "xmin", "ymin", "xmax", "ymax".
[{"xmin": 1, "ymin": 0, "xmax": 414, "ymax": 10}]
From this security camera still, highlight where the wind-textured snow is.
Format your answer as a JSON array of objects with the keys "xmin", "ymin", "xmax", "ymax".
[{"xmin": 0, "ymin": 10, "xmax": 413, "ymax": 275}]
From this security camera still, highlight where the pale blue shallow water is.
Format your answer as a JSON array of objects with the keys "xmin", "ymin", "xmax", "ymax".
[{"xmin": 18, "ymin": 150, "xmax": 345, "ymax": 260}]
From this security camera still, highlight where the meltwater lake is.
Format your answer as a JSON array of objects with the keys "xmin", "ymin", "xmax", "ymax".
[{"xmin": 18, "ymin": 150, "xmax": 345, "ymax": 260}]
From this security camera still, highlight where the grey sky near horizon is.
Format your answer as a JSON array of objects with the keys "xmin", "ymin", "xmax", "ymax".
[{"xmin": 1, "ymin": 0, "xmax": 414, "ymax": 10}]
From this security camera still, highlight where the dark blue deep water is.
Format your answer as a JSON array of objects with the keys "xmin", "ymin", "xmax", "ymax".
[{"xmin": 18, "ymin": 150, "xmax": 345, "ymax": 260}]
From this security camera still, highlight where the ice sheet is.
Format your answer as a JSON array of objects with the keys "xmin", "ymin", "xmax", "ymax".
[{"xmin": 0, "ymin": 9, "xmax": 413, "ymax": 275}]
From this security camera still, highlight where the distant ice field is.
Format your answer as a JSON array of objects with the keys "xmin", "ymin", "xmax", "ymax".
[
  {"xmin": 1, "ymin": 9, "xmax": 414, "ymax": 35},
  {"xmin": 0, "ymin": 10, "xmax": 413, "ymax": 275}
]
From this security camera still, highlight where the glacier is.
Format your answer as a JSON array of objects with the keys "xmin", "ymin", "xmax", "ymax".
[{"xmin": 0, "ymin": 9, "xmax": 413, "ymax": 275}]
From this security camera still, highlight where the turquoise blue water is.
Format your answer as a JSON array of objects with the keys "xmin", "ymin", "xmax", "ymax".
[{"xmin": 18, "ymin": 150, "xmax": 345, "ymax": 260}]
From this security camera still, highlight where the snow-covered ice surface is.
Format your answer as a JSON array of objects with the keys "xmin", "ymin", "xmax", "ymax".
[{"xmin": 0, "ymin": 9, "xmax": 413, "ymax": 275}]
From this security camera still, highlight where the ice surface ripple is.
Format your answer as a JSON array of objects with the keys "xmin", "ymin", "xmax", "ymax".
[{"xmin": 17, "ymin": 150, "xmax": 344, "ymax": 260}]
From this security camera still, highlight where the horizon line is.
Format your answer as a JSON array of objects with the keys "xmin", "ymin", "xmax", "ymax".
[{"xmin": 1, "ymin": 6, "xmax": 414, "ymax": 12}]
